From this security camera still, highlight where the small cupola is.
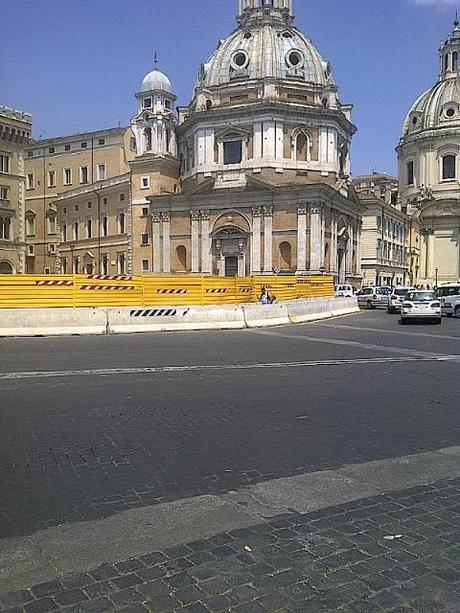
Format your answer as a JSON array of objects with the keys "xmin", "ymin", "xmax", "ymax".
[{"xmin": 440, "ymin": 18, "xmax": 460, "ymax": 80}]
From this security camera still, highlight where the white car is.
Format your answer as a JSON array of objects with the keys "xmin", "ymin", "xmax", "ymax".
[
  {"xmin": 387, "ymin": 287, "xmax": 414, "ymax": 314},
  {"xmin": 335, "ymin": 284, "xmax": 356, "ymax": 298},
  {"xmin": 436, "ymin": 283, "xmax": 460, "ymax": 318},
  {"xmin": 400, "ymin": 290, "xmax": 442, "ymax": 324},
  {"xmin": 357, "ymin": 286, "xmax": 392, "ymax": 310}
]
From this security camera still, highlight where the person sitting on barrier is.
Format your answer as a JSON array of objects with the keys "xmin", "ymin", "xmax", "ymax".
[
  {"xmin": 269, "ymin": 293, "xmax": 277, "ymax": 304},
  {"xmin": 260, "ymin": 288, "xmax": 270, "ymax": 305}
]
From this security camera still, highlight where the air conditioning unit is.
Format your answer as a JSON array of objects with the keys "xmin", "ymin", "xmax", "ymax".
[{"xmin": 48, "ymin": 243, "xmax": 56, "ymax": 255}]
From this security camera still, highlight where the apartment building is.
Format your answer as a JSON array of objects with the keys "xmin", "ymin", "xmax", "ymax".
[
  {"xmin": 23, "ymin": 127, "xmax": 136, "ymax": 273},
  {"xmin": 353, "ymin": 173, "xmax": 410, "ymax": 287},
  {"xmin": 0, "ymin": 106, "xmax": 32, "ymax": 273}
]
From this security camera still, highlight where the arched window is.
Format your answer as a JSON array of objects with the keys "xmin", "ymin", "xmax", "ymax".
[
  {"xmin": 176, "ymin": 245, "xmax": 187, "ymax": 271},
  {"xmin": 295, "ymin": 131, "xmax": 309, "ymax": 162},
  {"xmin": 118, "ymin": 212, "xmax": 126, "ymax": 234},
  {"xmin": 453, "ymin": 51, "xmax": 459, "ymax": 71},
  {"xmin": 442, "ymin": 154, "xmax": 456, "ymax": 180},
  {"xmin": 279, "ymin": 241, "xmax": 292, "ymax": 271},
  {"xmin": 445, "ymin": 54, "xmax": 450, "ymax": 72},
  {"xmin": 165, "ymin": 129, "xmax": 171, "ymax": 153},
  {"xmin": 0, "ymin": 261, "xmax": 13, "ymax": 274}
]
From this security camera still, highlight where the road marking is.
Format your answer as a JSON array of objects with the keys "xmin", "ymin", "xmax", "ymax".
[
  {"xmin": 0, "ymin": 355, "xmax": 459, "ymax": 381},
  {"xmin": 312, "ymin": 322, "xmax": 460, "ymax": 341},
  {"xmin": 251, "ymin": 328, "xmax": 452, "ymax": 358}
]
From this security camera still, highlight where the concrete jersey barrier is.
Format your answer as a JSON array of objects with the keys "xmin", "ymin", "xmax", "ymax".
[{"xmin": 0, "ymin": 297, "xmax": 359, "ymax": 337}]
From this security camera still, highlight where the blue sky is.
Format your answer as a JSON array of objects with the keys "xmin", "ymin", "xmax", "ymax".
[{"xmin": 1, "ymin": 0, "xmax": 458, "ymax": 176}]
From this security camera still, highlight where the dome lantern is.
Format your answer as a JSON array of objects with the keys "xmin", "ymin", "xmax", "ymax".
[
  {"xmin": 440, "ymin": 19, "xmax": 460, "ymax": 80},
  {"xmin": 238, "ymin": 0, "xmax": 293, "ymax": 27}
]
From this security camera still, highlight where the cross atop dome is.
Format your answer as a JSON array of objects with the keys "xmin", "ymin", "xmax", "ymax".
[{"xmin": 237, "ymin": 0, "xmax": 294, "ymax": 27}]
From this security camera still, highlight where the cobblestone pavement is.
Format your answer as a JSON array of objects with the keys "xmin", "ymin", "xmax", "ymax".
[{"xmin": 1, "ymin": 478, "xmax": 459, "ymax": 613}]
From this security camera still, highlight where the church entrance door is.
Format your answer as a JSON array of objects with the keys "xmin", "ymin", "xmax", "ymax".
[{"xmin": 225, "ymin": 256, "xmax": 238, "ymax": 277}]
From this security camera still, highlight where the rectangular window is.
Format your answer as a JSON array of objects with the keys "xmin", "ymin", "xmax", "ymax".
[
  {"xmin": 80, "ymin": 166, "xmax": 89, "ymax": 184},
  {"xmin": 0, "ymin": 186, "xmax": 9, "ymax": 200},
  {"xmin": 142, "ymin": 207, "xmax": 149, "ymax": 216},
  {"xmin": 64, "ymin": 168, "xmax": 72, "ymax": 185},
  {"xmin": 48, "ymin": 170, "xmax": 56, "ymax": 187},
  {"xmin": 223, "ymin": 140, "xmax": 242, "ymax": 165},
  {"xmin": 141, "ymin": 176, "xmax": 150, "ymax": 189},
  {"xmin": 48, "ymin": 147, "xmax": 55, "ymax": 154},
  {"xmin": 27, "ymin": 150, "xmax": 34, "ymax": 158},
  {"xmin": 98, "ymin": 138, "xmax": 105, "ymax": 146},
  {"xmin": 62, "ymin": 223, "xmax": 67, "ymax": 242},
  {"xmin": 118, "ymin": 212, "xmax": 126, "ymax": 234},
  {"xmin": 97, "ymin": 164, "xmax": 106, "ymax": 181},
  {"xmin": 141, "ymin": 233, "xmax": 149, "ymax": 245},
  {"xmin": 101, "ymin": 215, "xmax": 108, "ymax": 237},
  {"xmin": 442, "ymin": 154, "xmax": 456, "ymax": 180},
  {"xmin": 27, "ymin": 243, "xmax": 35, "ymax": 255},
  {"xmin": 62, "ymin": 258, "xmax": 67, "ymax": 274},
  {"xmin": 143, "ymin": 98, "xmax": 152, "ymax": 109},
  {"xmin": 130, "ymin": 137, "xmax": 137, "ymax": 151},
  {"xmin": 164, "ymin": 99, "xmax": 171, "ymax": 110},
  {"xmin": 118, "ymin": 253, "xmax": 126, "ymax": 275},
  {"xmin": 0, "ymin": 154, "xmax": 10, "ymax": 173},
  {"xmin": 73, "ymin": 221, "xmax": 79, "ymax": 240},
  {"xmin": 0, "ymin": 217, "xmax": 11, "ymax": 240},
  {"xmin": 81, "ymin": 142, "xmax": 87, "ymax": 149},
  {"xmin": 48, "ymin": 215, "xmax": 56, "ymax": 235},
  {"xmin": 86, "ymin": 218, "xmax": 93, "ymax": 239},
  {"xmin": 26, "ymin": 216, "xmax": 36, "ymax": 236},
  {"xmin": 142, "ymin": 259, "xmax": 149, "ymax": 272},
  {"xmin": 103, "ymin": 197, "xmax": 108, "ymax": 205},
  {"xmin": 65, "ymin": 144, "xmax": 71, "ymax": 151},
  {"xmin": 26, "ymin": 173, "xmax": 35, "ymax": 189},
  {"xmin": 119, "ymin": 193, "xmax": 125, "ymax": 202},
  {"xmin": 406, "ymin": 161, "xmax": 414, "ymax": 186},
  {"xmin": 44, "ymin": 267, "xmax": 51, "ymax": 275}
]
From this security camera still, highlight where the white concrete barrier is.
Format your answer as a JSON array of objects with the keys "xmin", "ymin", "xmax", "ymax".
[
  {"xmin": 0, "ymin": 298, "xmax": 359, "ymax": 337},
  {"xmin": 0, "ymin": 308, "xmax": 108, "ymax": 337},
  {"xmin": 287, "ymin": 297, "xmax": 358, "ymax": 324},
  {"xmin": 107, "ymin": 305, "xmax": 246, "ymax": 334},
  {"xmin": 241, "ymin": 302, "xmax": 290, "ymax": 328}
]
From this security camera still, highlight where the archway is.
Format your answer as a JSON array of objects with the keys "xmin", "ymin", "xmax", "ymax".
[
  {"xmin": 212, "ymin": 226, "xmax": 249, "ymax": 277},
  {"xmin": 0, "ymin": 261, "xmax": 14, "ymax": 274},
  {"xmin": 176, "ymin": 245, "xmax": 187, "ymax": 272}
]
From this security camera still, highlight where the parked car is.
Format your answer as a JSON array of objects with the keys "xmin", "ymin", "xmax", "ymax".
[
  {"xmin": 436, "ymin": 283, "xmax": 460, "ymax": 318},
  {"xmin": 335, "ymin": 284, "xmax": 356, "ymax": 298},
  {"xmin": 387, "ymin": 287, "xmax": 414, "ymax": 314},
  {"xmin": 357, "ymin": 286, "xmax": 392, "ymax": 310},
  {"xmin": 400, "ymin": 290, "xmax": 441, "ymax": 324}
]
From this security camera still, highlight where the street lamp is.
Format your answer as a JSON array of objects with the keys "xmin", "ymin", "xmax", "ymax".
[
  {"xmin": 435, "ymin": 267, "xmax": 439, "ymax": 289},
  {"xmin": 69, "ymin": 243, "xmax": 75, "ymax": 274}
]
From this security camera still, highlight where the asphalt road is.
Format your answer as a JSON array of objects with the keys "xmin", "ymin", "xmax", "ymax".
[{"xmin": 1, "ymin": 310, "xmax": 460, "ymax": 540}]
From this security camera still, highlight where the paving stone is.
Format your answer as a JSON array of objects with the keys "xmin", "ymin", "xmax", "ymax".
[
  {"xmin": 23, "ymin": 598, "xmax": 58, "ymax": 613},
  {"xmin": 53, "ymin": 589, "xmax": 88, "ymax": 606}
]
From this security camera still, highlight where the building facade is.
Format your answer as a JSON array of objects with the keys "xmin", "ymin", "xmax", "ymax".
[
  {"xmin": 353, "ymin": 173, "xmax": 409, "ymax": 287},
  {"xmin": 398, "ymin": 21, "xmax": 460, "ymax": 286},
  {"xmin": 24, "ymin": 128, "xmax": 135, "ymax": 274},
  {"xmin": 146, "ymin": 0, "xmax": 363, "ymax": 281},
  {"xmin": 0, "ymin": 106, "xmax": 32, "ymax": 274},
  {"xmin": 5, "ymin": 0, "xmax": 364, "ymax": 281}
]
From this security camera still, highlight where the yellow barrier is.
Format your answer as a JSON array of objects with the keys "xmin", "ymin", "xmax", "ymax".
[{"xmin": 0, "ymin": 274, "xmax": 334, "ymax": 309}]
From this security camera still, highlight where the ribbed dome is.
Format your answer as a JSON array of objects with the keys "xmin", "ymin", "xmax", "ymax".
[
  {"xmin": 141, "ymin": 69, "xmax": 173, "ymax": 94},
  {"xmin": 195, "ymin": 25, "xmax": 333, "ymax": 91},
  {"xmin": 402, "ymin": 78, "xmax": 460, "ymax": 136}
]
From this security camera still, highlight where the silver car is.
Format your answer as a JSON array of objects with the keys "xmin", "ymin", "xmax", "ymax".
[
  {"xmin": 387, "ymin": 287, "xmax": 414, "ymax": 314},
  {"xmin": 400, "ymin": 290, "xmax": 441, "ymax": 325},
  {"xmin": 357, "ymin": 286, "xmax": 392, "ymax": 310}
]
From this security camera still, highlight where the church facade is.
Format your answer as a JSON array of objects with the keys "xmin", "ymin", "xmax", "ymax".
[
  {"xmin": 130, "ymin": 0, "xmax": 363, "ymax": 281},
  {"xmin": 398, "ymin": 21, "xmax": 460, "ymax": 286}
]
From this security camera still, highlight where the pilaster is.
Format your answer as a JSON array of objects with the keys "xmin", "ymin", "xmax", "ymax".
[
  {"xmin": 296, "ymin": 204, "xmax": 308, "ymax": 273},
  {"xmin": 190, "ymin": 210, "xmax": 200, "ymax": 273},
  {"xmin": 263, "ymin": 205, "xmax": 273, "ymax": 273},
  {"xmin": 152, "ymin": 213, "xmax": 161, "ymax": 273},
  {"xmin": 161, "ymin": 212, "xmax": 171, "ymax": 273},
  {"xmin": 251, "ymin": 207, "xmax": 262, "ymax": 274},
  {"xmin": 200, "ymin": 210, "xmax": 212, "ymax": 274}
]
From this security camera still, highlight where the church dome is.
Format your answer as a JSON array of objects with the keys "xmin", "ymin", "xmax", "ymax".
[
  {"xmin": 402, "ymin": 22, "xmax": 460, "ymax": 137},
  {"xmin": 194, "ymin": 5, "xmax": 334, "ymax": 92},
  {"xmin": 141, "ymin": 68, "xmax": 173, "ymax": 94}
]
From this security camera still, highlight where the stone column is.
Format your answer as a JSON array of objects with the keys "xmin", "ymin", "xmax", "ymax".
[
  {"xmin": 200, "ymin": 210, "xmax": 212, "ymax": 274},
  {"xmin": 347, "ymin": 221, "xmax": 354, "ymax": 274},
  {"xmin": 356, "ymin": 219, "xmax": 362, "ymax": 276},
  {"xmin": 331, "ymin": 213, "xmax": 338, "ymax": 275},
  {"xmin": 426, "ymin": 229, "xmax": 435, "ymax": 280},
  {"xmin": 161, "ymin": 212, "xmax": 171, "ymax": 273},
  {"xmin": 296, "ymin": 204, "xmax": 307, "ymax": 273},
  {"xmin": 420, "ymin": 231, "xmax": 427, "ymax": 279},
  {"xmin": 263, "ymin": 205, "xmax": 273, "ymax": 273},
  {"xmin": 190, "ymin": 210, "xmax": 200, "ymax": 273},
  {"xmin": 152, "ymin": 213, "xmax": 161, "ymax": 273},
  {"xmin": 309, "ymin": 203, "xmax": 323, "ymax": 272},
  {"xmin": 251, "ymin": 207, "xmax": 262, "ymax": 274}
]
